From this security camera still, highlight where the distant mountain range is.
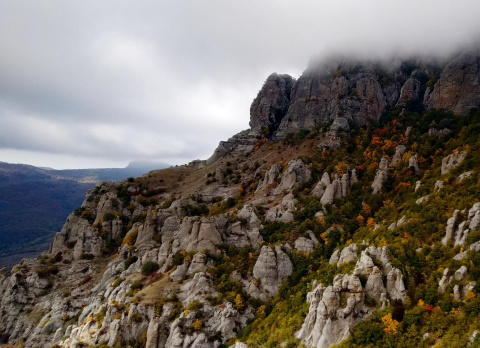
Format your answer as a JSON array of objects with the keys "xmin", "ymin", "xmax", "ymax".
[{"xmin": 0, "ymin": 160, "xmax": 169, "ymax": 267}]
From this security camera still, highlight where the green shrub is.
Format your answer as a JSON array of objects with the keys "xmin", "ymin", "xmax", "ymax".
[
  {"xmin": 129, "ymin": 313, "xmax": 142, "ymax": 322},
  {"xmin": 186, "ymin": 301, "xmax": 203, "ymax": 311},
  {"xmin": 36, "ymin": 264, "xmax": 59, "ymax": 278},
  {"xmin": 130, "ymin": 280, "xmax": 144, "ymax": 291},
  {"xmin": 141, "ymin": 261, "xmax": 159, "ymax": 276},
  {"xmin": 184, "ymin": 204, "xmax": 209, "ymax": 216},
  {"xmin": 112, "ymin": 277, "xmax": 124, "ymax": 289},
  {"xmin": 124, "ymin": 256, "xmax": 138, "ymax": 270}
]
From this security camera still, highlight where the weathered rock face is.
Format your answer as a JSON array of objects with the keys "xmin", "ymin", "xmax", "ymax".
[
  {"xmin": 397, "ymin": 77, "xmax": 422, "ymax": 106},
  {"xmin": 297, "ymin": 245, "xmax": 405, "ymax": 348},
  {"xmin": 265, "ymin": 193, "xmax": 297, "ymax": 223},
  {"xmin": 245, "ymin": 52, "xmax": 480, "ymax": 144},
  {"xmin": 329, "ymin": 243, "xmax": 358, "ymax": 265},
  {"xmin": 424, "ymin": 53, "xmax": 480, "ymax": 115},
  {"xmin": 311, "ymin": 172, "xmax": 331, "ymax": 198},
  {"xmin": 295, "ymin": 236, "xmax": 316, "ymax": 253},
  {"xmin": 250, "ymin": 245, "xmax": 293, "ymax": 299},
  {"xmin": 273, "ymin": 159, "xmax": 311, "ymax": 194},
  {"xmin": 255, "ymin": 164, "xmax": 280, "ymax": 193},
  {"xmin": 276, "ymin": 59, "xmax": 390, "ymax": 135},
  {"xmin": 371, "ymin": 157, "xmax": 389, "ymax": 194},
  {"xmin": 318, "ymin": 171, "xmax": 357, "ymax": 205},
  {"xmin": 391, "ymin": 145, "xmax": 406, "ymax": 165},
  {"xmin": 206, "ymin": 130, "xmax": 259, "ymax": 166},
  {"xmin": 441, "ymin": 151, "xmax": 467, "ymax": 174},
  {"xmin": 442, "ymin": 203, "xmax": 480, "ymax": 246},
  {"xmin": 249, "ymin": 73, "xmax": 295, "ymax": 132}
]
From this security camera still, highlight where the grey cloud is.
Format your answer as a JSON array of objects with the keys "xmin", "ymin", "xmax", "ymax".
[{"xmin": 1, "ymin": 0, "xmax": 480, "ymax": 168}]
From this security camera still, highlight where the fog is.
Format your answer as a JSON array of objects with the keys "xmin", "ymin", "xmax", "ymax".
[{"xmin": 1, "ymin": 0, "xmax": 479, "ymax": 169}]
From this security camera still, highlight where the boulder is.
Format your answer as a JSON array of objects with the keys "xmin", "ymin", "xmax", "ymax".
[
  {"xmin": 251, "ymin": 246, "xmax": 293, "ymax": 298},
  {"xmin": 295, "ymin": 237, "xmax": 315, "ymax": 253},
  {"xmin": 255, "ymin": 164, "xmax": 280, "ymax": 193},
  {"xmin": 371, "ymin": 157, "xmax": 389, "ymax": 194},
  {"xmin": 455, "ymin": 266, "xmax": 468, "ymax": 282},
  {"xmin": 274, "ymin": 159, "xmax": 311, "ymax": 194},
  {"xmin": 441, "ymin": 151, "xmax": 467, "ymax": 175},
  {"xmin": 391, "ymin": 145, "xmax": 406, "ymax": 165},
  {"xmin": 311, "ymin": 172, "xmax": 331, "ymax": 198}
]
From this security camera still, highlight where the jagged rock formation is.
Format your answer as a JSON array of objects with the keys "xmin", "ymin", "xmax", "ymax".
[
  {"xmin": 276, "ymin": 59, "xmax": 392, "ymax": 135},
  {"xmin": 424, "ymin": 53, "xmax": 480, "ymax": 114},
  {"xmin": 247, "ymin": 51, "xmax": 480, "ymax": 139},
  {"xmin": 3, "ymin": 50, "xmax": 480, "ymax": 348},
  {"xmin": 441, "ymin": 150, "xmax": 467, "ymax": 175},
  {"xmin": 442, "ymin": 203, "xmax": 480, "ymax": 246},
  {"xmin": 265, "ymin": 193, "xmax": 296, "ymax": 222},
  {"xmin": 255, "ymin": 164, "xmax": 280, "ymax": 193},
  {"xmin": 0, "ymin": 178, "xmax": 271, "ymax": 348},
  {"xmin": 296, "ymin": 245, "xmax": 405, "ymax": 348},
  {"xmin": 206, "ymin": 130, "xmax": 259, "ymax": 166},
  {"xmin": 243, "ymin": 245, "xmax": 293, "ymax": 301},
  {"xmin": 371, "ymin": 157, "xmax": 389, "ymax": 194},
  {"xmin": 317, "ymin": 170, "xmax": 357, "ymax": 205},
  {"xmin": 329, "ymin": 243, "xmax": 358, "ymax": 265},
  {"xmin": 391, "ymin": 145, "xmax": 406, "ymax": 165},
  {"xmin": 249, "ymin": 73, "xmax": 294, "ymax": 133},
  {"xmin": 273, "ymin": 159, "xmax": 311, "ymax": 194},
  {"xmin": 397, "ymin": 77, "xmax": 422, "ymax": 106}
]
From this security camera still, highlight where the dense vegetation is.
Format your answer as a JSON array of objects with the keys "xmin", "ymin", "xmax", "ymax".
[{"xmin": 226, "ymin": 107, "xmax": 480, "ymax": 347}]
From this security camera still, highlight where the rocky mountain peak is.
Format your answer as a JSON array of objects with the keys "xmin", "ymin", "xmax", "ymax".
[
  {"xmin": 249, "ymin": 73, "xmax": 294, "ymax": 134},
  {"xmin": 3, "ymin": 48, "xmax": 480, "ymax": 348},
  {"xmin": 248, "ymin": 50, "xmax": 480, "ymax": 140}
]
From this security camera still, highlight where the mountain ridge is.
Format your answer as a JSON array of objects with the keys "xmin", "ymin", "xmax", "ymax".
[{"xmin": 1, "ymin": 49, "xmax": 480, "ymax": 347}]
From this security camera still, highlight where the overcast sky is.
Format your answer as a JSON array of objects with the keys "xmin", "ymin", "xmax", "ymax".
[{"xmin": 1, "ymin": 1, "xmax": 480, "ymax": 169}]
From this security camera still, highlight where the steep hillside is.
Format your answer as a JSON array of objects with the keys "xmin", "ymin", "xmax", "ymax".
[
  {"xmin": 0, "ymin": 162, "xmax": 168, "ymax": 268},
  {"xmin": 1, "ymin": 50, "xmax": 480, "ymax": 348}
]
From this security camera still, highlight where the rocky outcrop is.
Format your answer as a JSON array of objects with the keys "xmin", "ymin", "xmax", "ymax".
[
  {"xmin": 329, "ymin": 243, "xmax": 358, "ymax": 265},
  {"xmin": 244, "ymin": 52, "xmax": 480, "ymax": 141},
  {"xmin": 424, "ymin": 53, "xmax": 480, "ymax": 115},
  {"xmin": 206, "ymin": 130, "xmax": 259, "ymax": 166},
  {"xmin": 273, "ymin": 159, "xmax": 311, "ymax": 194},
  {"xmin": 442, "ymin": 203, "xmax": 480, "ymax": 246},
  {"xmin": 295, "ymin": 237, "xmax": 315, "ymax": 253},
  {"xmin": 388, "ymin": 215, "xmax": 408, "ymax": 231},
  {"xmin": 296, "ymin": 277, "xmax": 369, "ymax": 348},
  {"xmin": 265, "ymin": 193, "xmax": 296, "ymax": 222},
  {"xmin": 391, "ymin": 145, "xmax": 406, "ymax": 165},
  {"xmin": 249, "ymin": 73, "xmax": 294, "ymax": 132},
  {"xmin": 371, "ymin": 157, "xmax": 389, "ymax": 194},
  {"xmin": 438, "ymin": 267, "xmax": 474, "ymax": 301},
  {"xmin": 297, "ymin": 245, "xmax": 405, "ymax": 348},
  {"xmin": 441, "ymin": 151, "xmax": 467, "ymax": 174},
  {"xmin": 318, "ymin": 171, "xmax": 357, "ymax": 205},
  {"xmin": 276, "ymin": 58, "xmax": 392, "ymax": 136},
  {"xmin": 397, "ymin": 77, "xmax": 422, "ymax": 106},
  {"xmin": 249, "ymin": 245, "xmax": 293, "ymax": 300},
  {"xmin": 408, "ymin": 155, "xmax": 419, "ymax": 172},
  {"xmin": 311, "ymin": 172, "xmax": 331, "ymax": 198},
  {"xmin": 255, "ymin": 164, "xmax": 280, "ymax": 193}
]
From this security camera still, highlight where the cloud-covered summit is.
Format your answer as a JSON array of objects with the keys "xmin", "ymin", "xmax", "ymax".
[{"xmin": 1, "ymin": 0, "xmax": 479, "ymax": 168}]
